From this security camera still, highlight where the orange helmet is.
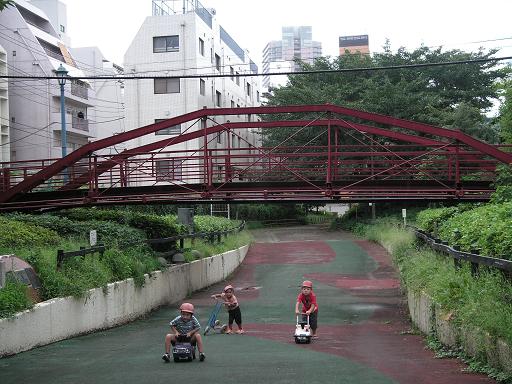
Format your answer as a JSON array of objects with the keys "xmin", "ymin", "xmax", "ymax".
[
  {"xmin": 223, "ymin": 285, "xmax": 234, "ymax": 292},
  {"xmin": 180, "ymin": 302, "xmax": 195, "ymax": 314},
  {"xmin": 302, "ymin": 280, "xmax": 313, "ymax": 288}
]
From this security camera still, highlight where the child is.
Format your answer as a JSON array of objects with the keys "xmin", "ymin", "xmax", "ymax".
[
  {"xmin": 295, "ymin": 280, "xmax": 318, "ymax": 338},
  {"xmin": 162, "ymin": 302, "xmax": 206, "ymax": 362},
  {"xmin": 211, "ymin": 284, "xmax": 244, "ymax": 334}
]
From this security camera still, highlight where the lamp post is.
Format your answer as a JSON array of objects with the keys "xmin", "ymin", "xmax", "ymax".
[{"xmin": 55, "ymin": 64, "xmax": 68, "ymax": 158}]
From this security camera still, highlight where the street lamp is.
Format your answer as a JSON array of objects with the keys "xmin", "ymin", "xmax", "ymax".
[{"xmin": 55, "ymin": 64, "xmax": 68, "ymax": 158}]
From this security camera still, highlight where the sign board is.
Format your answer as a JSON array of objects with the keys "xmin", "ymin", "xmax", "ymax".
[
  {"xmin": 178, "ymin": 208, "xmax": 194, "ymax": 233},
  {"xmin": 89, "ymin": 230, "xmax": 97, "ymax": 246},
  {"xmin": 402, "ymin": 209, "xmax": 407, "ymax": 218}
]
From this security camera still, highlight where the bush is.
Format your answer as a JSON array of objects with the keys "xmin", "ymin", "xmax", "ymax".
[
  {"xmin": 436, "ymin": 203, "xmax": 512, "ymax": 258},
  {"xmin": 0, "ymin": 217, "xmax": 60, "ymax": 248},
  {"xmin": 0, "ymin": 280, "xmax": 33, "ymax": 318},
  {"xmin": 235, "ymin": 204, "xmax": 302, "ymax": 221},
  {"xmin": 194, "ymin": 215, "xmax": 241, "ymax": 232},
  {"xmin": 5, "ymin": 213, "xmax": 81, "ymax": 236}
]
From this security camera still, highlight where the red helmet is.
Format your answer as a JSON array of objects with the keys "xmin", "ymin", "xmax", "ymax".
[
  {"xmin": 302, "ymin": 280, "xmax": 313, "ymax": 288},
  {"xmin": 180, "ymin": 302, "xmax": 194, "ymax": 314},
  {"xmin": 223, "ymin": 285, "xmax": 234, "ymax": 292}
]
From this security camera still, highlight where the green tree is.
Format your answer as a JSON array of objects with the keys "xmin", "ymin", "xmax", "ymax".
[
  {"xmin": 499, "ymin": 71, "xmax": 512, "ymax": 144},
  {"xmin": 263, "ymin": 44, "xmax": 505, "ymax": 146},
  {"xmin": 0, "ymin": 1, "xmax": 14, "ymax": 11}
]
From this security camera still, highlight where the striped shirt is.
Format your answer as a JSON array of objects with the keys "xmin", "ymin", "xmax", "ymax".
[{"xmin": 170, "ymin": 315, "xmax": 201, "ymax": 334}]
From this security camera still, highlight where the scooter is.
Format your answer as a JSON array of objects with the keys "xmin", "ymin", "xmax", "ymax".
[
  {"xmin": 294, "ymin": 314, "xmax": 312, "ymax": 344},
  {"xmin": 204, "ymin": 300, "xmax": 228, "ymax": 335}
]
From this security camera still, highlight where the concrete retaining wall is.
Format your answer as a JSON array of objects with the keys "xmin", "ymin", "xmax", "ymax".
[
  {"xmin": 407, "ymin": 289, "xmax": 512, "ymax": 375},
  {"xmin": 0, "ymin": 245, "xmax": 249, "ymax": 357}
]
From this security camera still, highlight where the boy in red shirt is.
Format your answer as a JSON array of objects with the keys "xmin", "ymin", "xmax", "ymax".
[{"xmin": 295, "ymin": 280, "xmax": 318, "ymax": 338}]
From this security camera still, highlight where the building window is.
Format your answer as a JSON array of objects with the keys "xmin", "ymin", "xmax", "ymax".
[
  {"xmin": 217, "ymin": 132, "xmax": 222, "ymax": 144},
  {"xmin": 216, "ymin": 91, "xmax": 222, "ymax": 107},
  {"xmin": 153, "ymin": 35, "xmax": 179, "ymax": 53},
  {"xmin": 199, "ymin": 38, "xmax": 205, "ymax": 56},
  {"xmin": 231, "ymin": 100, "xmax": 235, "ymax": 108},
  {"xmin": 256, "ymin": 91, "xmax": 260, "ymax": 102},
  {"xmin": 246, "ymin": 82, "xmax": 251, "ymax": 98},
  {"xmin": 154, "ymin": 78, "xmax": 180, "ymax": 94},
  {"xmin": 155, "ymin": 159, "xmax": 182, "ymax": 181},
  {"xmin": 235, "ymin": 72, "xmax": 240, "ymax": 86},
  {"xmin": 200, "ymin": 79, "xmax": 206, "ymax": 96},
  {"xmin": 155, "ymin": 120, "xmax": 181, "ymax": 136},
  {"xmin": 215, "ymin": 54, "xmax": 221, "ymax": 71},
  {"xmin": 60, "ymin": 25, "xmax": 65, "ymax": 33},
  {"xmin": 230, "ymin": 66, "xmax": 234, "ymax": 80}
]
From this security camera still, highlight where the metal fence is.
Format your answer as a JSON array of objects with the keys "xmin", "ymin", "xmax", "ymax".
[{"xmin": 409, "ymin": 225, "xmax": 512, "ymax": 276}]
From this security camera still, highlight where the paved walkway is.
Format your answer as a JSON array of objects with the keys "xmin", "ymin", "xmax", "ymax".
[{"xmin": 1, "ymin": 226, "xmax": 494, "ymax": 383}]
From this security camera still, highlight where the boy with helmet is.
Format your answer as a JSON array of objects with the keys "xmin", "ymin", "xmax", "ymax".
[
  {"xmin": 211, "ymin": 284, "xmax": 244, "ymax": 334},
  {"xmin": 295, "ymin": 280, "xmax": 318, "ymax": 338},
  {"xmin": 162, "ymin": 302, "xmax": 206, "ymax": 362}
]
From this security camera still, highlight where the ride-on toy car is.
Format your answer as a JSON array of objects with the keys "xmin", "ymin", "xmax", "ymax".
[
  {"xmin": 294, "ymin": 314, "xmax": 312, "ymax": 344},
  {"xmin": 172, "ymin": 335, "xmax": 196, "ymax": 362}
]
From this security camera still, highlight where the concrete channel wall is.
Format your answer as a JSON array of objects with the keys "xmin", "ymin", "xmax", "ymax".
[
  {"xmin": 0, "ymin": 245, "xmax": 249, "ymax": 357},
  {"xmin": 407, "ymin": 287, "xmax": 512, "ymax": 376}
]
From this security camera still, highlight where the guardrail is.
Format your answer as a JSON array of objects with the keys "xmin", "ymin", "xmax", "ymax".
[
  {"xmin": 408, "ymin": 225, "xmax": 512, "ymax": 276},
  {"xmin": 55, "ymin": 222, "xmax": 246, "ymax": 268},
  {"xmin": 57, "ymin": 244, "xmax": 105, "ymax": 270},
  {"xmin": 146, "ymin": 221, "xmax": 246, "ymax": 261}
]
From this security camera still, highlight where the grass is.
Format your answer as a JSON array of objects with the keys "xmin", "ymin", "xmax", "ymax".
[{"xmin": 181, "ymin": 231, "xmax": 253, "ymax": 262}]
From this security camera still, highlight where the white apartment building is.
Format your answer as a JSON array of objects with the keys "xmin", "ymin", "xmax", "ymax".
[
  {"xmin": 0, "ymin": 0, "xmax": 94, "ymax": 162},
  {"xmin": 124, "ymin": 1, "xmax": 262, "ymax": 184},
  {"xmin": 0, "ymin": 44, "xmax": 9, "ymax": 162}
]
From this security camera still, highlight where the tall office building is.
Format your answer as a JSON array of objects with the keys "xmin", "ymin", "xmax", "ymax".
[
  {"xmin": 339, "ymin": 35, "xmax": 370, "ymax": 55},
  {"xmin": 262, "ymin": 26, "xmax": 322, "ymax": 89},
  {"xmin": 123, "ymin": 1, "xmax": 262, "ymax": 185}
]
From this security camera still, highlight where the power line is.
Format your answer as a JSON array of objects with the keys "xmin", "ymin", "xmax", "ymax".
[{"xmin": 1, "ymin": 55, "xmax": 511, "ymax": 81}]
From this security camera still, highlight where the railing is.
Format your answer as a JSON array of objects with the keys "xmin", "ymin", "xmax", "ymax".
[
  {"xmin": 145, "ymin": 221, "xmax": 246, "ymax": 262},
  {"xmin": 56, "ymin": 244, "xmax": 105, "ymax": 270},
  {"xmin": 409, "ymin": 225, "xmax": 512, "ymax": 276},
  {"xmin": 71, "ymin": 82, "xmax": 88, "ymax": 99},
  {"xmin": 72, "ymin": 116, "xmax": 89, "ymax": 132}
]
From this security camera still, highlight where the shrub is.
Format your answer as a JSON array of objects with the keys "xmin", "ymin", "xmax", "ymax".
[
  {"xmin": 0, "ymin": 280, "xmax": 33, "ymax": 318},
  {"xmin": 194, "ymin": 215, "xmax": 241, "ymax": 233},
  {"xmin": 0, "ymin": 217, "xmax": 60, "ymax": 248},
  {"xmin": 436, "ymin": 202, "xmax": 512, "ymax": 258},
  {"xmin": 5, "ymin": 213, "xmax": 81, "ymax": 236}
]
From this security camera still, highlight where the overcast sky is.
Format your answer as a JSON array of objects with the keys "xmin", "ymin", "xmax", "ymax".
[{"xmin": 65, "ymin": 0, "xmax": 512, "ymax": 67}]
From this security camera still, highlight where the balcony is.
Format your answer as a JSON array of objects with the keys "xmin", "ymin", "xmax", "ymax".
[
  {"xmin": 72, "ymin": 116, "xmax": 89, "ymax": 132},
  {"xmin": 71, "ymin": 81, "xmax": 88, "ymax": 100}
]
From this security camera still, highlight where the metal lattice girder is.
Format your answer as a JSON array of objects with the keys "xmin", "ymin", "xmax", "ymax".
[{"xmin": 1, "ymin": 104, "xmax": 511, "ymax": 208}]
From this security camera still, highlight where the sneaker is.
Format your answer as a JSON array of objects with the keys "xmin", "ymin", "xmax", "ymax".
[
  {"xmin": 225, "ymin": 329, "xmax": 232, "ymax": 334},
  {"xmin": 214, "ymin": 320, "xmax": 220, "ymax": 326},
  {"xmin": 199, "ymin": 352, "xmax": 206, "ymax": 362},
  {"xmin": 236, "ymin": 329, "xmax": 245, "ymax": 334},
  {"xmin": 162, "ymin": 353, "xmax": 170, "ymax": 362}
]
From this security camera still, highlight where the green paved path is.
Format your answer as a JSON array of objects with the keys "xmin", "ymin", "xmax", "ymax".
[{"xmin": 1, "ymin": 227, "xmax": 494, "ymax": 383}]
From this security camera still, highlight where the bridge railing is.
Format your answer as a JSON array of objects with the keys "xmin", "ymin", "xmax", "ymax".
[
  {"xmin": 1, "ymin": 144, "xmax": 500, "ymax": 194},
  {"xmin": 408, "ymin": 225, "xmax": 512, "ymax": 276}
]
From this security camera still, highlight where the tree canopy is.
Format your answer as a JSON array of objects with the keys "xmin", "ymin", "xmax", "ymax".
[
  {"xmin": 0, "ymin": 1, "xmax": 14, "ymax": 11},
  {"xmin": 263, "ymin": 43, "xmax": 506, "ymax": 146}
]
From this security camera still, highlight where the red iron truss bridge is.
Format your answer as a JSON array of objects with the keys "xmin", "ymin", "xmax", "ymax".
[{"xmin": 1, "ymin": 104, "xmax": 511, "ymax": 211}]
